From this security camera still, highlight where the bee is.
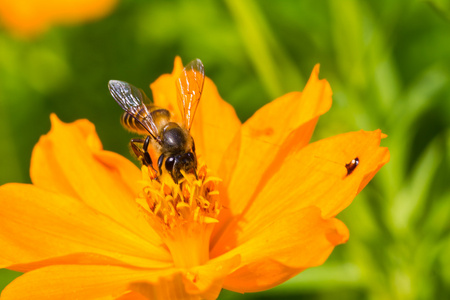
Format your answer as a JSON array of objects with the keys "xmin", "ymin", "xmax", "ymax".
[
  {"xmin": 108, "ymin": 59, "xmax": 205, "ymax": 184},
  {"xmin": 345, "ymin": 157, "xmax": 359, "ymax": 175}
]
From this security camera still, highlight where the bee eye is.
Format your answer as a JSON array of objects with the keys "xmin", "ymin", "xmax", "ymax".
[{"xmin": 165, "ymin": 156, "xmax": 175, "ymax": 172}]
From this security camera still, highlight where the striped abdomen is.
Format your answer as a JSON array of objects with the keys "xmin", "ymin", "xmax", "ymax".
[{"xmin": 121, "ymin": 104, "xmax": 171, "ymax": 135}]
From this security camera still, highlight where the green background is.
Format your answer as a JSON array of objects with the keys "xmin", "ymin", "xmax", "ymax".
[{"xmin": 1, "ymin": 0, "xmax": 449, "ymax": 299}]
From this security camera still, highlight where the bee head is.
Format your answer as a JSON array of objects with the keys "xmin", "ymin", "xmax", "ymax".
[{"xmin": 165, "ymin": 151, "xmax": 198, "ymax": 184}]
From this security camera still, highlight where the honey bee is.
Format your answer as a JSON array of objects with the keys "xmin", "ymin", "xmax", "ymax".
[
  {"xmin": 345, "ymin": 157, "xmax": 359, "ymax": 175},
  {"xmin": 108, "ymin": 59, "xmax": 205, "ymax": 184}
]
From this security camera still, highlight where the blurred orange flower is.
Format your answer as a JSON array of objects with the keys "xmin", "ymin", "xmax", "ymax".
[
  {"xmin": 0, "ymin": 57, "xmax": 389, "ymax": 299},
  {"xmin": 0, "ymin": 0, "xmax": 118, "ymax": 37}
]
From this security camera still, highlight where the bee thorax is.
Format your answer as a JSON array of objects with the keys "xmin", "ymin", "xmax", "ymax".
[{"xmin": 161, "ymin": 123, "xmax": 192, "ymax": 153}]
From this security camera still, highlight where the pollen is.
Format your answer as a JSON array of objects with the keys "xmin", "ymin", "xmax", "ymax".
[
  {"xmin": 137, "ymin": 163, "xmax": 221, "ymax": 228},
  {"xmin": 136, "ymin": 162, "xmax": 222, "ymax": 268}
]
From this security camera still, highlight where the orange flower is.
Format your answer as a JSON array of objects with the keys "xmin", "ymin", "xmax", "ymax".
[
  {"xmin": 0, "ymin": 0, "xmax": 118, "ymax": 37},
  {"xmin": 0, "ymin": 57, "xmax": 389, "ymax": 299}
]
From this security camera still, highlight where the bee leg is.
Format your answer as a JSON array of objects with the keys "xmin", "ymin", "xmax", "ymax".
[
  {"xmin": 142, "ymin": 136, "xmax": 152, "ymax": 166},
  {"xmin": 131, "ymin": 137, "xmax": 157, "ymax": 175},
  {"xmin": 130, "ymin": 139, "xmax": 146, "ymax": 163},
  {"xmin": 171, "ymin": 158, "xmax": 181, "ymax": 185},
  {"xmin": 157, "ymin": 154, "xmax": 165, "ymax": 175}
]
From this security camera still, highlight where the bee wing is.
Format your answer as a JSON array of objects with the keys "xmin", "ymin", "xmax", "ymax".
[
  {"xmin": 175, "ymin": 59, "xmax": 205, "ymax": 131},
  {"xmin": 108, "ymin": 80, "xmax": 159, "ymax": 140}
]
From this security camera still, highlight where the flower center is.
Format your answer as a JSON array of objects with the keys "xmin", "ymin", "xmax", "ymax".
[{"xmin": 136, "ymin": 162, "xmax": 222, "ymax": 268}]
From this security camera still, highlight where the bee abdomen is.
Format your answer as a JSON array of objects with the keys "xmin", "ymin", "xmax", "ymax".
[
  {"xmin": 120, "ymin": 106, "xmax": 171, "ymax": 134},
  {"xmin": 121, "ymin": 112, "xmax": 147, "ymax": 133}
]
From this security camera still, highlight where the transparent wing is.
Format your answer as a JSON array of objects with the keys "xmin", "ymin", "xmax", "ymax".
[
  {"xmin": 108, "ymin": 80, "xmax": 159, "ymax": 140},
  {"xmin": 175, "ymin": 59, "xmax": 205, "ymax": 131}
]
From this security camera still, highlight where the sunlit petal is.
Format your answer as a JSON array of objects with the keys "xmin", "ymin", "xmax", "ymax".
[
  {"xmin": 1, "ymin": 256, "xmax": 240, "ymax": 299},
  {"xmin": 0, "ymin": 265, "xmax": 177, "ymax": 300},
  {"xmin": 131, "ymin": 255, "xmax": 240, "ymax": 300},
  {"xmin": 0, "ymin": 183, "xmax": 172, "ymax": 271},
  {"xmin": 213, "ymin": 130, "xmax": 388, "ymax": 254},
  {"xmin": 0, "ymin": 0, "xmax": 118, "ymax": 37},
  {"xmin": 30, "ymin": 114, "xmax": 162, "ymax": 245},
  {"xmin": 212, "ymin": 65, "xmax": 332, "ymax": 242},
  {"xmin": 218, "ymin": 206, "xmax": 348, "ymax": 292}
]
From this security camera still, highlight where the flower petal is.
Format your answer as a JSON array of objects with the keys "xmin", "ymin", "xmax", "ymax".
[
  {"xmin": 0, "ymin": 183, "xmax": 172, "ymax": 271},
  {"xmin": 93, "ymin": 149, "xmax": 143, "ymax": 195},
  {"xmin": 150, "ymin": 57, "xmax": 241, "ymax": 175},
  {"xmin": 215, "ymin": 206, "xmax": 348, "ymax": 293},
  {"xmin": 242, "ymin": 129, "xmax": 390, "ymax": 221},
  {"xmin": 8, "ymin": 253, "xmax": 136, "ymax": 273},
  {"xmin": 189, "ymin": 78, "xmax": 241, "ymax": 175},
  {"xmin": 0, "ymin": 0, "xmax": 118, "ymax": 37},
  {"xmin": 150, "ymin": 56, "xmax": 184, "ymax": 118},
  {"xmin": 212, "ymin": 130, "xmax": 388, "ymax": 257},
  {"xmin": 30, "ymin": 114, "xmax": 161, "ymax": 245},
  {"xmin": 212, "ymin": 65, "xmax": 332, "ymax": 242},
  {"xmin": 115, "ymin": 291, "xmax": 148, "ymax": 300},
  {"xmin": 1, "ymin": 256, "xmax": 240, "ymax": 299},
  {"xmin": 130, "ymin": 255, "xmax": 240, "ymax": 300},
  {"xmin": 0, "ymin": 265, "xmax": 178, "ymax": 300},
  {"xmin": 212, "ymin": 130, "xmax": 389, "ymax": 255}
]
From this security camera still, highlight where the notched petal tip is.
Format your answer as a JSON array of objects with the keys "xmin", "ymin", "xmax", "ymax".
[
  {"xmin": 49, "ymin": 112, "xmax": 60, "ymax": 125},
  {"xmin": 329, "ymin": 129, "xmax": 389, "ymax": 195},
  {"xmin": 311, "ymin": 63, "xmax": 321, "ymax": 76},
  {"xmin": 325, "ymin": 218, "xmax": 349, "ymax": 245},
  {"xmin": 172, "ymin": 56, "xmax": 184, "ymax": 77},
  {"xmin": 47, "ymin": 113, "xmax": 102, "ymax": 151}
]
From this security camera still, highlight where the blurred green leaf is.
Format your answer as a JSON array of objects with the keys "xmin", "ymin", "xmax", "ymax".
[
  {"xmin": 427, "ymin": 0, "xmax": 450, "ymax": 20},
  {"xmin": 225, "ymin": 0, "xmax": 303, "ymax": 100},
  {"xmin": 388, "ymin": 135, "xmax": 442, "ymax": 231}
]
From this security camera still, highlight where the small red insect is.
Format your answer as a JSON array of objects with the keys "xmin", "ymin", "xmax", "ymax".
[{"xmin": 345, "ymin": 157, "xmax": 359, "ymax": 175}]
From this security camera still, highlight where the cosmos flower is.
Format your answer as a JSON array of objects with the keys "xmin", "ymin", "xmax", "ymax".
[
  {"xmin": 0, "ymin": 0, "xmax": 118, "ymax": 37},
  {"xmin": 0, "ymin": 57, "xmax": 389, "ymax": 299}
]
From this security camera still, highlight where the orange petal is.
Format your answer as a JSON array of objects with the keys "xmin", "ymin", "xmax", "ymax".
[
  {"xmin": 8, "ymin": 253, "xmax": 139, "ymax": 273},
  {"xmin": 0, "ymin": 0, "xmax": 118, "ymax": 37},
  {"xmin": 0, "ymin": 265, "xmax": 179, "ymax": 300},
  {"xmin": 212, "ymin": 130, "xmax": 388, "ymax": 258},
  {"xmin": 131, "ymin": 255, "xmax": 240, "ymax": 300},
  {"xmin": 150, "ymin": 57, "xmax": 241, "ymax": 175},
  {"xmin": 1, "ymin": 257, "xmax": 240, "ymax": 299},
  {"xmin": 245, "ymin": 129, "xmax": 390, "ymax": 220},
  {"xmin": 150, "ymin": 56, "xmax": 184, "ymax": 119},
  {"xmin": 212, "ymin": 65, "xmax": 332, "ymax": 242},
  {"xmin": 93, "ymin": 149, "xmax": 142, "ymax": 194},
  {"xmin": 189, "ymin": 78, "xmax": 241, "ymax": 176},
  {"xmin": 214, "ymin": 206, "xmax": 348, "ymax": 293},
  {"xmin": 116, "ymin": 291, "xmax": 148, "ymax": 300},
  {"xmin": 0, "ymin": 183, "xmax": 172, "ymax": 271},
  {"xmin": 30, "ymin": 114, "xmax": 161, "ymax": 245}
]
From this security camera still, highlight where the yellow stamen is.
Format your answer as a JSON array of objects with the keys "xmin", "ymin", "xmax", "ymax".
[{"xmin": 137, "ymin": 163, "xmax": 222, "ymax": 268}]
